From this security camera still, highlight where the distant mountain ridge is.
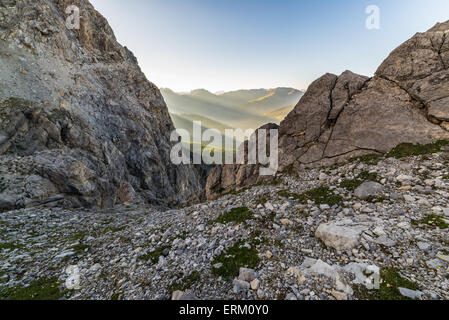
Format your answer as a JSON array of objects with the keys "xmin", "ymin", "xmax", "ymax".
[{"xmin": 161, "ymin": 87, "xmax": 303, "ymax": 131}]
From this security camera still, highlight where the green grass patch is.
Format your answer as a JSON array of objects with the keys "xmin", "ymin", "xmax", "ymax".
[
  {"xmin": 249, "ymin": 231, "xmax": 269, "ymax": 247},
  {"xmin": 69, "ymin": 231, "xmax": 89, "ymax": 242},
  {"xmin": 168, "ymin": 271, "xmax": 201, "ymax": 292},
  {"xmin": 386, "ymin": 140, "xmax": 449, "ymax": 159},
  {"xmin": 353, "ymin": 268, "xmax": 420, "ymax": 300},
  {"xmin": 339, "ymin": 171, "xmax": 379, "ymax": 192},
  {"xmin": 215, "ymin": 207, "xmax": 253, "ymax": 224},
  {"xmin": 255, "ymin": 196, "xmax": 269, "ymax": 206},
  {"xmin": 111, "ymin": 291, "xmax": 123, "ymax": 300},
  {"xmin": 339, "ymin": 179, "xmax": 363, "ymax": 192},
  {"xmin": 0, "ymin": 278, "xmax": 64, "ymax": 300},
  {"xmin": 100, "ymin": 226, "xmax": 126, "ymax": 234},
  {"xmin": 277, "ymin": 189, "xmax": 295, "ymax": 198},
  {"xmin": 365, "ymin": 195, "xmax": 387, "ymax": 203},
  {"xmin": 411, "ymin": 214, "xmax": 448, "ymax": 229},
  {"xmin": 278, "ymin": 187, "xmax": 342, "ymax": 206},
  {"xmin": 71, "ymin": 244, "xmax": 90, "ymax": 254},
  {"xmin": 211, "ymin": 242, "xmax": 260, "ymax": 280},
  {"xmin": 297, "ymin": 186, "xmax": 343, "ymax": 206},
  {"xmin": 0, "ymin": 242, "xmax": 23, "ymax": 251},
  {"xmin": 137, "ymin": 246, "xmax": 170, "ymax": 264},
  {"xmin": 349, "ymin": 154, "xmax": 382, "ymax": 165}
]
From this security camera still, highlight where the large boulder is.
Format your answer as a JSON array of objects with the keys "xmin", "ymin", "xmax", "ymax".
[
  {"xmin": 0, "ymin": 0, "xmax": 206, "ymax": 210},
  {"xmin": 354, "ymin": 181, "xmax": 384, "ymax": 200},
  {"xmin": 315, "ymin": 220, "xmax": 371, "ymax": 251}
]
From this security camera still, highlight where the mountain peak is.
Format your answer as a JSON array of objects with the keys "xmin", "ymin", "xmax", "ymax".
[{"xmin": 190, "ymin": 88, "xmax": 215, "ymax": 96}]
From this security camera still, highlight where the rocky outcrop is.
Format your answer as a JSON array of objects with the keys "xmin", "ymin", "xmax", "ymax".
[
  {"xmin": 280, "ymin": 21, "xmax": 449, "ymax": 170},
  {"xmin": 0, "ymin": 0, "xmax": 206, "ymax": 210},
  {"xmin": 205, "ymin": 123, "xmax": 278, "ymax": 199},
  {"xmin": 206, "ymin": 21, "xmax": 449, "ymax": 199}
]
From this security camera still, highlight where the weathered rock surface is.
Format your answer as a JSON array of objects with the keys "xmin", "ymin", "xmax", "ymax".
[
  {"xmin": 0, "ymin": 0, "xmax": 206, "ymax": 209},
  {"xmin": 206, "ymin": 22, "xmax": 449, "ymax": 199},
  {"xmin": 315, "ymin": 220, "xmax": 371, "ymax": 251},
  {"xmin": 354, "ymin": 181, "xmax": 384, "ymax": 200}
]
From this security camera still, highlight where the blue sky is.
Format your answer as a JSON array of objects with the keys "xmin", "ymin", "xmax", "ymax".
[{"xmin": 90, "ymin": 0, "xmax": 449, "ymax": 92}]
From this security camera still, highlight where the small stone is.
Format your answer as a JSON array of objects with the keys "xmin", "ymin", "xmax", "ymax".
[
  {"xmin": 315, "ymin": 221, "xmax": 366, "ymax": 251},
  {"xmin": 443, "ymin": 208, "xmax": 449, "ymax": 217},
  {"xmin": 238, "ymin": 268, "xmax": 258, "ymax": 282},
  {"xmin": 331, "ymin": 290, "xmax": 348, "ymax": 300},
  {"xmin": 285, "ymin": 293, "xmax": 297, "ymax": 300},
  {"xmin": 426, "ymin": 259, "xmax": 445, "ymax": 269},
  {"xmin": 250, "ymin": 279, "xmax": 260, "ymax": 290},
  {"xmin": 55, "ymin": 251, "xmax": 75, "ymax": 259},
  {"xmin": 436, "ymin": 253, "xmax": 449, "ymax": 263},
  {"xmin": 417, "ymin": 198, "xmax": 431, "ymax": 206},
  {"xmin": 373, "ymin": 226, "xmax": 386, "ymax": 236},
  {"xmin": 354, "ymin": 181, "xmax": 384, "ymax": 200},
  {"xmin": 280, "ymin": 219, "xmax": 294, "ymax": 226},
  {"xmin": 403, "ymin": 195, "xmax": 415, "ymax": 202},
  {"xmin": 397, "ymin": 175, "xmax": 413, "ymax": 182},
  {"xmin": 417, "ymin": 242, "xmax": 431, "ymax": 251},
  {"xmin": 233, "ymin": 279, "xmax": 250, "ymax": 292},
  {"xmin": 286, "ymin": 267, "xmax": 302, "ymax": 278},
  {"xmin": 265, "ymin": 251, "xmax": 273, "ymax": 259},
  {"xmin": 374, "ymin": 235, "xmax": 397, "ymax": 247},
  {"xmin": 172, "ymin": 291, "xmax": 199, "ymax": 300},
  {"xmin": 399, "ymin": 288, "xmax": 424, "ymax": 300}
]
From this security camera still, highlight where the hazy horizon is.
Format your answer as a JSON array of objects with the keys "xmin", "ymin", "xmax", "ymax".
[
  {"xmin": 161, "ymin": 86, "xmax": 305, "ymax": 95},
  {"xmin": 90, "ymin": 0, "xmax": 449, "ymax": 92}
]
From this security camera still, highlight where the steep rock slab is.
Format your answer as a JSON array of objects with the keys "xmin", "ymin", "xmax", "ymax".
[
  {"xmin": 0, "ymin": 0, "xmax": 205, "ymax": 210},
  {"xmin": 376, "ymin": 21, "xmax": 449, "ymax": 124}
]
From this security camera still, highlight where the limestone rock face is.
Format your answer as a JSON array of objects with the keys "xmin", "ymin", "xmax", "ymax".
[
  {"xmin": 0, "ymin": 0, "xmax": 206, "ymax": 210},
  {"xmin": 206, "ymin": 21, "xmax": 449, "ymax": 199},
  {"xmin": 205, "ymin": 123, "xmax": 279, "ymax": 199},
  {"xmin": 376, "ymin": 21, "xmax": 449, "ymax": 125}
]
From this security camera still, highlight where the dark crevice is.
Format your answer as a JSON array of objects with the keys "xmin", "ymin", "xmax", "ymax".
[
  {"xmin": 377, "ymin": 74, "xmax": 429, "ymax": 112},
  {"xmin": 323, "ymin": 76, "xmax": 338, "ymax": 131},
  {"xmin": 321, "ymin": 77, "xmax": 339, "ymax": 158},
  {"xmin": 300, "ymin": 147, "xmax": 383, "ymax": 165},
  {"xmin": 321, "ymin": 77, "xmax": 372, "ymax": 159},
  {"xmin": 440, "ymin": 32, "xmax": 448, "ymax": 69},
  {"xmin": 377, "ymin": 75, "xmax": 449, "ymax": 131},
  {"xmin": 429, "ymin": 34, "xmax": 447, "ymax": 70}
]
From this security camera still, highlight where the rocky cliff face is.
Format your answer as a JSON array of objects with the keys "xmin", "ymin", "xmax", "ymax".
[
  {"xmin": 0, "ymin": 0, "xmax": 206, "ymax": 210},
  {"xmin": 206, "ymin": 21, "xmax": 449, "ymax": 199}
]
